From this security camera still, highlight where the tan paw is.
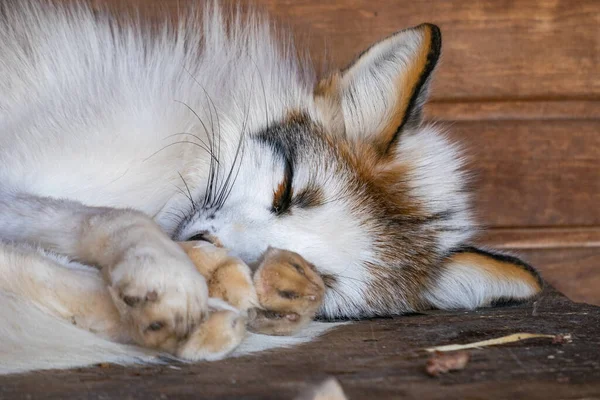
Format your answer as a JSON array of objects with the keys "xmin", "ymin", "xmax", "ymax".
[
  {"xmin": 249, "ymin": 248, "xmax": 325, "ymax": 335},
  {"xmin": 107, "ymin": 242, "xmax": 210, "ymax": 353},
  {"xmin": 180, "ymin": 241, "xmax": 259, "ymax": 312},
  {"xmin": 176, "ymin": 299, "xmax": 247, "ymax": 361}
]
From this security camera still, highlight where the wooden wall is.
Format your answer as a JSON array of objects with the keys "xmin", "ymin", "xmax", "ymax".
[{"xmin": 82, "ymin": 0, "xmax": 600, "ymax": 304}]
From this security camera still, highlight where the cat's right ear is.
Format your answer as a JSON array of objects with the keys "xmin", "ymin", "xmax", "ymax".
[{"xmin": 313, "ymin": 24, "xmax": 441, "ymax": 157}]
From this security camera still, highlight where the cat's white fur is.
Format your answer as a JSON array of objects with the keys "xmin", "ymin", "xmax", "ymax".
[{"xmin": 0, "ymin": 1, "xmax": 539, "ymax": 373}]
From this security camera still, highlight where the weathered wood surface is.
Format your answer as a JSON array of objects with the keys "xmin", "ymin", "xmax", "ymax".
[{"xmin": 1, "ymin": 288, "xmax": 598, "ymax": 399}]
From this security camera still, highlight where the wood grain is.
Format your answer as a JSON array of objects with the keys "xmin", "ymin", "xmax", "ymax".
[
  {"xmin": 426, "ymin": 100, "xmax": 600, "ymax": 121},
  {"xmin": 2, "ymin": 288, "xmax": 598, "ymax": 399},
  {"xmin": 480, "ymin": 227, "xmax": 600, "ymax": 249},
  {"xmin": 451, "ymin": 119, "xmax": 600, "ymax": 227}
]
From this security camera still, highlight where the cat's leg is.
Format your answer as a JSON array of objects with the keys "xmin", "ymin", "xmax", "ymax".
[
  {"xmin": 0, "ymin": 242, "xmax": 245, "ymax": 360},
  {"xmin": 0, "ymin": 191, "xmax": 210, "ymax": 353},
  {"xmin": 0, "ymin": 242, "xmax": 128, "ymax": 342}
]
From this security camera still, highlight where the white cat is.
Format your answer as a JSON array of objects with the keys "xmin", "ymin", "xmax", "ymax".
[{"xmin": 0, "ymin": 0, "xmax": 542, "ymax": 374}]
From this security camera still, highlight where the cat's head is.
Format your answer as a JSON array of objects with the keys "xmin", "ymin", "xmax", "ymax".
[{"xmin": 171, "ymin": 23, "xmax": 542, "ymax": 317}]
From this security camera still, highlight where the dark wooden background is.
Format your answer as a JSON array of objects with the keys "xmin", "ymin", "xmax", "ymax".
[{"xmin": 85, "ymin": 0, "xmax": 600, "ymax": 305}]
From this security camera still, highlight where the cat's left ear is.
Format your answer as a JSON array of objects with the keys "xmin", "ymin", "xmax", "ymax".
[{"xmin": 314, "ymin": 24, "xmax": 441, "ymax": 156}]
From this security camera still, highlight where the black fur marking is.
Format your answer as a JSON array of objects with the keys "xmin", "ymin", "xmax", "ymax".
[
  {"xmin": 385, "ymin": 23, "xmax": 442, "ymax": 154},
  {"xmin": 422, "ymin": 210, "xmax": 454, "ymax": 223},
  {"xmin": 255, "ymin": 118, "xmax": 303, "ymax": 166},
  {"xmin": 449, "ymin": 245, "xmax": 544, "ymax": 288},
  {"xmin": 292, "ymin": 186, "xmax": 324, "ymax": 209},
  {"xmin": 272, "ymin": 159, "xmax": 294, "ymax": 215},
  {"xmin": 278, "ymin": 290, "xmax": 300, "ymax": 300},
  {"xmin": 490, "ymin": 296, "xmax": 533, "ymax": 308},
  {"xmin": 122, "ymin": 295, "xmax": 141, "ymax": 307},
  {"xmin": 255, "ymin": 114, "xmax": 317, "ymax": 215},
  {"xmin": 290, "ymin": 262, "xmax": 306, "ymax": 276},
  {"xmin": 321, "ymin": 273, "xmax": 338, "ymax": 289}
]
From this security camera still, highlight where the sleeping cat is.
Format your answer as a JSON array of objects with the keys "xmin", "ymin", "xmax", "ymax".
[{"xmin": 0, "ymin": 0, "xmax": 542, "ymax": 373}]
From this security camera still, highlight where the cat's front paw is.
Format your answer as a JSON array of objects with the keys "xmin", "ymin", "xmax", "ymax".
[
  {"xmin": 107, "ymin": 238, "xmax": 210, "ymax": 353},
  {"xmin": 249, "ymin": 248, "xmax": 325, "ymax": 335},
  {"xmin": 177, "ymin": 299, "xmax": 247, "ymax": 361}
]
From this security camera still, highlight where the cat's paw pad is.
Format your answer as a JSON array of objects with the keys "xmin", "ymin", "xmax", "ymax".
[{"xmin": 250, "ymin": 248, "xmax": 324, "ymax": 335}]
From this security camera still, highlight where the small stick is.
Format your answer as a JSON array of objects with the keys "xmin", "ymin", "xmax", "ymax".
[{"xmin": 425, "ymin": 333, "xmax": 571, "ymax": 352}]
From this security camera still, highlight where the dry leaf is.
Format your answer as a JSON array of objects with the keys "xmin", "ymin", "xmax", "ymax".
[{"xmin": 425, "ymin": 351, "xmax": 470, "ymax": 377}]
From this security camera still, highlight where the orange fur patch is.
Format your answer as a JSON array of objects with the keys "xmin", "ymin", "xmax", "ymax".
[
  {"xmin": 208, "ymin": 261, "xmax": 257, "ymax": 310},
  {"xmin": 374, "ymin": 25, "xmax": 433, "ymax": 155},
  {"xmin": 449, "ymin": 253, "xmax": 543, "ymax": 292},
  {"xmin": 179, "ymin": 242, "xmax": 227, "ymax": 278}
]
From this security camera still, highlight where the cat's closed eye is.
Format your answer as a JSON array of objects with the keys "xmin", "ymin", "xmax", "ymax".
[{"xmin": 271, "ymin": 163, "xmax": 294, "ymax": 215}]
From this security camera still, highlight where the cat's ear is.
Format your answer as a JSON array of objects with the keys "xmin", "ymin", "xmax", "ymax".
[
  {"xmin": 314, "ymin": 23, "xmax": 441, "ymax": 156},
  {"xmin": 424, "ymin": 247, "xmax": 543, "ymax": 310}
]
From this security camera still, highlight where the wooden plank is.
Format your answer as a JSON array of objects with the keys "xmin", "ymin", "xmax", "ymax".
[
  {"xmin": 451, "ymin": 119, "xmax": 600, "ymax": 227},
  {"xmin": 80, "ymin": 0, "xmax": 600, "ymax": 102},
  {"xmin": 2, "ymin": 288, "xmax": 599, "ymax": 399},
  {"xmin": 426, "ymin": 100, "xmax": 600, "ymax": 121},
  {"xmin": 480, "ymin": 227, "xmax": 600, "ymax": 249}
]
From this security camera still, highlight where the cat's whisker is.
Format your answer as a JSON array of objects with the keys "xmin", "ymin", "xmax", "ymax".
[
  {"xmin": 174, "ymin": 95, "xmax": 220, "ymax": 210},
  {"xmin": 177, "ymin": 172, "xmax": 197, "ymax": 213},
  {"xmin": 142, "ymin": 140, "xmax": 214, "ymax": 163},
  {"xmin": 214, "ymin": 87, "xmax": 250, "ymax": 210},
  {"xmin": 164, "ymin": 132, "xmax": 214, "ymax": 161}
]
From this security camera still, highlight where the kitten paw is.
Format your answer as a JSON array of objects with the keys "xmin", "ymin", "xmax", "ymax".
[
  {"xmin": 181, "ymin": 241, "xmax": 259, "ymax": 312},
  {"xmin": 177, "ymin": 299, "xmax": 247, "ymax": 361},
  {"xmin": 107, "ymin": 240, "xmax": 210, "ymax": 354},
  {"xmin": 249, "ymin": 248, "xmax": 325, "ymax": 335}
]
